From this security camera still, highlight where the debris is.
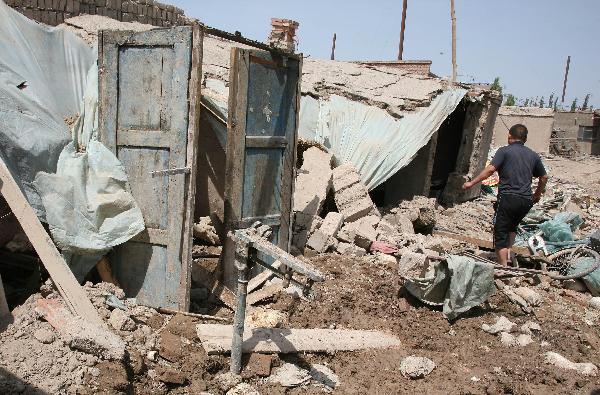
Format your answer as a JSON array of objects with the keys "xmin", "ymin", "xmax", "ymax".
[
  {"xmin": 33, "ymin": 327, "xmax": 55, "ymax": 344},
  {"xmin": 398, "ymin": 252, "xmax": 429, "ymax": 278},
  {"xmin": 306, "ymin": 229, "xmax": 333, "ymax": 253},
  {"xmin": 248, "ymin": 284, "xmax": 284, "ymax": 306},
  {"xmin": 481, "ymin": 316, "xmax": 516, "ymax": 335},
  {"xmin": 242, "ymin": 353, "xmax": 273, "ymax": 378},
  {"xmin": 499, "ymin": 332, "xmax": 533, "ymax": 347},
  {"xmin": 156, "ymin": 307, "xmax": 229, "ymax": 322},
  {"xmin": 108, "ymin": 308, "xmax": 136, "ymax": 332},
  {"xmin": 332, "ymin": 164, "xmax": 380, "ymax": 222},
  {"xmin": 335, "ymin": 242, "xmax": 366, "ymax": 256},
  {"xmin": 520, "ymin": 321, "xmax": 542, "ymax": 335},
  {"xmin": 269, "ymin": 363, "xmax": 311, "ymax": 387},
  {"xmin": 512, "ymin": 287, "xmax": 543, "ymax": 306},
  {"xmin": 247, "ymin": 261, "xmax": 282, "ymax": 293},
  {"xmin": 400, "ymin": 355, "xmax": 436, "ymax": 379},
  {"xmin": 227, "ymin": 382, "xmax": 261, "ymax": 395},
  {"xmin": 193, "ymin": 216, "xmax": 221, "ymax": 245},
  {"xmin": 589, "ymin": 297, "xmax": 600, "ymax": 310},
  {"xmin": 156, "ymin": 366, "xmax": 188, "ymax": 385},
  {"xmin": 310, "ymin": 364, "xmax": 340, "ymax": 391},
  {"xmin": 196, "ymin": 324, "xmax": 401, "ymax": 354},
  {"xmin": 215, "ymin": 372, "xmax": 243, "ymax": 392},
  {"xmin": 320, "ymin": 212, "xmax": 345, "ymax": 239},
  {"xmin": 35, "ymin": 298, "xmax": 125, "ymax": 360},
  {"xmin": 544, "ymin": 352, "xmax": 598, "ymax": 376},
  {"xmin": 245, "ymin": 307, "xmax": 288, "ymax": 328}
]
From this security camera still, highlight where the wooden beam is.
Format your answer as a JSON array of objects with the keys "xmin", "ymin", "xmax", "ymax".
[
  {"xmin": 433, "ymin": 230, "xmax": 530, "ymax": 255},
  {"xmin": 450, "ymin": 0, "xmax": 457, "ymax": 82},
  {"xmin": 330, "ymin": 32, "xmax": 336, "ymax": 60},
  {"xmin": 0, "ymin": 158, "xmax": 103, "ymax": 326},
  {"xmin": 398, "ymin": 0, "xmax": 408, "ymax": 60}
]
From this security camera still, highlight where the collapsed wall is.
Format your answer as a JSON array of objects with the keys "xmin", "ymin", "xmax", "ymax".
[{"xmin": 5, "ymin": 0, "xmax": 186, "ymax": 27}]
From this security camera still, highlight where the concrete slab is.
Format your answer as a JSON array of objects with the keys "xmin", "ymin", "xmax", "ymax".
[
  {"xmin": 196, "ymin": 324, "xmax": 401, "ymax": 354},
  {"xmin": 319, "ymin": 212, "xmax": 344, "ymax": 238}
]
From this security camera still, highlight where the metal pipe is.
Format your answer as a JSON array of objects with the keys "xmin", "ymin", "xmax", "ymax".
[{"xmin": 230, "ymin": 245, "xmax": 250, "ymax": 374}]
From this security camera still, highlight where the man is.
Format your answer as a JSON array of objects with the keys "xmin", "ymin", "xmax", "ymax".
[{"xmin": 462, "ymin": 124, "xmax": 548, "ymax": 266}]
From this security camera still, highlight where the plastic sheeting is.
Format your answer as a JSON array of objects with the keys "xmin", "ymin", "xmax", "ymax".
[
  {"xmin": 404, "ymin": 255, "xmax": 496, "ymax": 320},
  {"xmin": 298, "ymin": 89, "xmax": 467, "ymax": 190},
  {"xmin": 0, "ymin": 2, "xmax": 144, "ymax": 279}
]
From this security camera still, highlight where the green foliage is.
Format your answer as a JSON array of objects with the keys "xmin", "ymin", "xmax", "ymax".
[
  {"xmin": 490, "ymin": 77, "xmax": 502, "ymax": 94},
  {"xmin": 548, "ymin": 93, "xmax": 555, "ymax": 108},
  {"xmin": 571, "ymin": 98, "xmax": 578, "ymax": 112},
  {"xmin": 505, "ymin": 94, "xmax": 516, "ymax": 106},
  {"xmin": 582, "ymin": 94, "xmax": 590, "ymax": 111},
  {"xmin": 524, "ymin": 98, "xmax": 530, "ymax": 107},
  {"xmin": 539, "ymin": 97, "xmax": 545, "ymax": 108}
]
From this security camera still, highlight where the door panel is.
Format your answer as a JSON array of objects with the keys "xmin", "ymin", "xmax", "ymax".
[{"xmin": 98, "ymin": 26, "xmax": 201, "ymax": 309}]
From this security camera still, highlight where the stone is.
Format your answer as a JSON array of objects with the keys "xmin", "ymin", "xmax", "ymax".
[
  {"xmin": 589, "ymin": 297, "xmax": 600, "ymax": 310},
  {"xmin": 309, "ymin": 364, "xmax": 340, "ymax": 390},
  {"xmin": 319, "ymin": 212, "xmax": 345, "ymax": 238},
  {"xmin": 336, "ymin": 242, "xmax": 366, "ymax": 257},
  {"xmin": 481, "ymin": 316, "xmax": 516, "ymax": 335},
  {"xmin": 545, "ymin": 352, "xmax": 598, "ymax": 376},
  {"xmin": 398, "ymin": 252, "xmax": 428, "ymax": 278},
  {"xmin": 376, "ymin": 253, "xmax": 398, "ymax": 268},
  {"xmin": 499, "ymin": 332, "xmax": 533, "ymax": 347},
  {"xmin": 33, "ymin": 328, "xmax": 55, "ymax": 344},
  {"xmin": 400, "ymin": 356, "xmax": 436, "ymax": 379},
  {"xmin": 513, "ymin": 287, "xmax": 543, "ymax": 306},
  {"xmin": 159, "ymin": 331, "xmax": 182, "ymax": 362},
  {"xmin": 227, "ymin": 383, "xmax": 260, "ymax": 395},
  {"xmin": 109, "ymin": 308, "xmax": 136, "ymax": 332},
  {"xmin": 353, "ymin": 220, "xmax": 379, "ymax": 249},
  {"xmin": 269, "ymin": 363, "xmax": 311, "ymax": 387},
  {"xmin": 215, "ymin": 372, "xmax": 242, "ymax": 391},
  {"xmin": 146, "ymin": 350, "xmax": 158, "ymax": 361},
  {"xmin": 156, "ymin": 366, "xmax": 188, "ymax": 385},
  {"xmin": 242, "ymin": 353, "xmax": 273, "ymax": 378},
  {"xmin": 520, "ymin": 321, "xmax": 542, "ymax": 335}
]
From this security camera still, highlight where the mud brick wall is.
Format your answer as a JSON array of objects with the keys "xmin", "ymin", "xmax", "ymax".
[{"xmin": 5, "ymin": 0, "xmax": 188, "ymax": 27}]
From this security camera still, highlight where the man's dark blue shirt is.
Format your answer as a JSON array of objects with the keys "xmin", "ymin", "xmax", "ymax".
[{"xmin": 491, "ymin": 141, "xmax": 547, "ymax": 198}]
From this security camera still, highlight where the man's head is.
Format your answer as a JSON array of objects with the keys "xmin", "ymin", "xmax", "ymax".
[{"xmin": 508, "ymin": 124, "xmax": 528, "ymax": 144}]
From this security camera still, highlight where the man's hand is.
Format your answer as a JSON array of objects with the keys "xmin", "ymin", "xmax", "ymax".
[{"xmin": 462, "ymin": 181, "xmax": 475, "ymax": 190}]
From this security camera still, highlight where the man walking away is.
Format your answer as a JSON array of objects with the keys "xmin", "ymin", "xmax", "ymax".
[{"xmin": 462, "ymin": 124, "xmax": 548, "ymax": 266}]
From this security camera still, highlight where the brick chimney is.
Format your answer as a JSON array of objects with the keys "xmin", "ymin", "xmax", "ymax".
[{"xmin": 267, "ymin": 18, "xmax": 299, "ymax": 53}]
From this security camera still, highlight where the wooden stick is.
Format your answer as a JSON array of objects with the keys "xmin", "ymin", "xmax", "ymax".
[
  {"xmin": 156, "ymin": 307, "xmax": 229, "ymax": 322},
  {"xmin": 450, "ymin": 0, "xmax": 457, "ymax": 82},
  {"xmin": 330, "ymin": 32, "xmax": 336, "ymax": 60},
  {"xmin": 398, "ymin": 0, "xmax": 408, "ymax": 60},
  {"xmin": 0, "ymin": 158, "xmax": 103, "ymax": 326}
]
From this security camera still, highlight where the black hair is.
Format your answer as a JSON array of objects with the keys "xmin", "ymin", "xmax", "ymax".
[{"xmin": 509, "ymin": 124, "xmax": 528, "ymax": 140}]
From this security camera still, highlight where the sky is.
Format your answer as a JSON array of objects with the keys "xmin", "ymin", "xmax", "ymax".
[{"xmin": 170, "ymin": 0, "xmax": 600, "ymax": 109}]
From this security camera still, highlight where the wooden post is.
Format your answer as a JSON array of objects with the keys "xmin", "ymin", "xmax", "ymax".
[
  {"xmin": 398, "ymin": 0, "xmax": 408, "ymax": 60},
  {"xmin": 561, "ymin": 55, "xmax": 571, "ymax": 104},
  {"xmin": 450, "ymin": 0, "xmax": 457, "ymax": 82},
  {"xmin": 330, "ymin": 32, "xmax": 336, "ymax": 60},
  {"xmin": 0, "ymin": 157, "xmax": 103, "ymax": 326},
  {"xmin": 0, "ymin": 274, "xmax": 9, "ymax": 318}
]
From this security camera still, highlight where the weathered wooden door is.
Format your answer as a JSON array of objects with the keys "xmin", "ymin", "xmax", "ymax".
[
  {"xmin": 223, "ymin": 49, "xmax": 301, "ymax": 287},
  {"xmin": 98, "ymin": 26, "xmax": 202, "ymax": 310}
]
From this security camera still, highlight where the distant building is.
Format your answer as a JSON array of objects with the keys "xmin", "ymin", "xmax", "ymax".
[
  {"xmin": 492, "ymin": 106, "xmax": 555, "ymax": 153},
  {"xmin": 553, "ymin": 110, "xmax": 600, "ymax": 156}
]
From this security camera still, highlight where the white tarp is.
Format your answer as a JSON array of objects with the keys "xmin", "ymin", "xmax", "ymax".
[
  {"xmin": 0, "ymin": 2, "xmax": 144, "ymax": 278},
  {"xmin": 298, "ymin": 89, "xmax": 467, "ymax": 190}
]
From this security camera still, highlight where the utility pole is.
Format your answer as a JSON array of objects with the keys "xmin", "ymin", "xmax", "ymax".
[
  {"xmin": 397, "ymin": 0, "xmax": 408, "ymax": 60},
  {"xmin": 330, "ymin": 33, "xmax": 336, "ymax": 60},
  {"xmin": 450, "ymin": 0, "xmax": 457, "ymax": 82},
  {"xmin": 561, "ymin": 55, "xmax": 571, "ymax": 104}
]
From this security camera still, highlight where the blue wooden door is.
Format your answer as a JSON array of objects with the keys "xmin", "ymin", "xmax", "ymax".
[
  {"xmin": 223, "ymin": 49, "xmax": 301, "ymax": 287},
  {"xmin": 98, "ymin": 26, "xmax": 202, "ymax": 309}
]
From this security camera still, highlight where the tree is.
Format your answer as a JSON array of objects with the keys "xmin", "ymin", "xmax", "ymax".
[
  {"xmin": 490, "ymin": 77, "xmax": 502, "ymax": 94},
  {"xmin": 539, "ymin": 97, "xmax": 545, "ymax": 108},
  {"xmin": 553, "ymin": 97, "xmax": 559, "ymax": 110},
  {"xmin": 524, "ymin": 98, "xmax": 530, "ymax": 107},
  {"xmin": 582, "ymin": 94, "xmax": 591, "ymax": 111},
  {"xmin": 548, "ymin": 93, "xmax": 555, "ymax": 108},
  {"xmin": 505, "ymin": 94, "xmax": 516, "ymax": 106},
  {"xmin": 571, "ymin": 98, "xmax": 578, "ymax": 112}
]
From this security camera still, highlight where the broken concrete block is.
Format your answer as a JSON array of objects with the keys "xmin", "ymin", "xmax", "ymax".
[
  {"xmin": 33, "ymin": 327, "xmax": 55, "ymax": 344},
  {"xmin": 589, "ymin": 297, "xmax": 600, "ymax": 310},
  {"xmin": 306, "ymin": 229, "xmax": 331, "ymax": 253},
  {"xmin": 520, "ymin": 321, "xmax": 542, "ymax": 335},
  {"xmin": 109, "ymin": 308, "xmax": 136, "ymax": 332},
  {"xmin": 400, "ymin": 356, "xmax": 436, "ymax": 379},
  {"xmin": 319, "ymin": 212, "xmax": 345, "ymax": 238},
  {"xmin": 293, "ymin": 147, "xmax": 333, "ymax": 216},
  {"xmin": 500, "ymin": 332, "xmax": 533, "ymax": 347},
  {"xmin": 481, "ymin": 316, "xmax": 516, "ymax": 335},
  {"xmin": 193, "ymin": 216, "xmax": 220, "ymax": 245},
  {"xmin": 545, "ymin": 351, "xmax": 598, "ymax": 376},
  {"xmin": 332, "ymin": 164, "xmax": 380, "ymax": 222},
  {"xmin": 336, "ymin": 242, "xmax": 366, "ymax": 257},
  {"xmin": 269, "ymin": 363, "xmax": 311, "ymax": 387},
  {"xmin": 376, "ymin": 253, "xmax": 398, "ymax": 268},
  {"xmin": 215, "ymin": 372, "xmax": 242, "ymax": 392},
  {"xmin": 242, "ymin": 353, "xmax": 274, "ymax": 379},
  {"xmin": 227, "ymin": 383, "xmax": 260, "ymax": 395},
  {"xmin": 398, "ymin": 252, "xmax": 428, "ymax": 278},
  {"xmin": 35, "ymin": 298, "xmax": 125, "ymax": 361},
  {"xmin": 310, "ymin": 364, "xmax": 340, "ymax": 391},
  {"xmin": 354, "ymin": 220, "xmax": 378, "ymax": 249}
]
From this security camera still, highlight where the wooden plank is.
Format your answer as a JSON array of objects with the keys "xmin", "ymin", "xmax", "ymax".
[
  {"xmin": 0, "ymin": 158, "xmax": 103, "ymax": 326},
  {"xmin": 179, "ymin": 23, "xmax": 204, "ymax": 310},
  {"xmin": 196, "ymin": 324, "xmax": 402, "ymax": 354},
  {"xmin": 245, "ymin": 136, "xmax": 288, "ymax": 148},
  {"xmin": 117, "ymin": 130, "xmax": 173, "ymax": 148},
  {"xmin": 433, "ymin": 230, "xmax": 530, "ymax": 255},
  {"xmin": 130, "ymin": 228, "xmax": 169, "ymax": 245},
  {"xmin": 247, "ymin": 260, "xmax": 281, "ymax": 293},
  {"xmin": 248, "ymin": 283, "xmax": 283, "ymax": 305}
]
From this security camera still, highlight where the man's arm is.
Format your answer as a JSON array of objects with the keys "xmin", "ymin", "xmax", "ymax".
[
  {"xmin": 462, "ymin": 164, "xmax": 497, "ymax": 190},
  {"xmin": 532, "ymin": 174, "xmax": 548, "ymax": 203}
]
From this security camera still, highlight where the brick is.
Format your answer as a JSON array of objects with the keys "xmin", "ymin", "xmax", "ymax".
[
  {"xmin": 336, "ymin": 242, "xmax": 366, "ymax": 257},
  {"xmin": 306, "ymin": 229, "xmax": 330, "ymax": 253},
  {"xmin": 353, "ymin": 220, "xmax": 378, "ymax": 249},
  {"xmin": 319, "ymin": 212, "xmax": 344, "ymax": 238}
]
